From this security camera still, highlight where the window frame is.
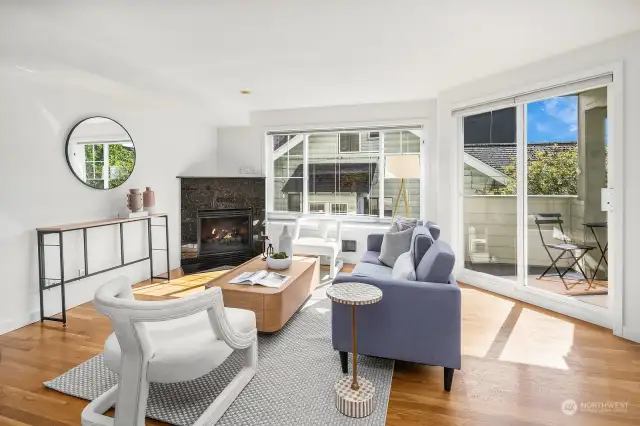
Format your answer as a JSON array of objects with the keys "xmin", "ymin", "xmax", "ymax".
[
  {"xmin": 266, "ymin": 128, "xmax": 422, "ymax": 223},
  {"xmin": 338, "ymin": 132, "xmax": 361, "ymax": 154},
  {"xmin": 330, "ymin": 202, "xmax": 348, "ymax": 215}
]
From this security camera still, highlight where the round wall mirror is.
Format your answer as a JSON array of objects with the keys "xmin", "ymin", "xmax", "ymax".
[{"xmin": 65, "ymin": 117, "xmax": 136, "ymax": 189}]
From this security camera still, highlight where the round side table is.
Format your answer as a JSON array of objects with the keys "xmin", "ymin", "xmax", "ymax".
[{"xmin": 326, "ymin": 282, "xmax": 383, "ymax": 418}]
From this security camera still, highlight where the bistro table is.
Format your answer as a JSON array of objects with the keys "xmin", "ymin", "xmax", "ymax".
[
  {"xmin": 583, "ymin": 221, "xmax": 608, "ymax": 284},
  {"xmin": 326, "ymin": 282, "xmax": 383, "ymax": 418}
]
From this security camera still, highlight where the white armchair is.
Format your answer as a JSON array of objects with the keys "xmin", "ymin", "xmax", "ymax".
[
  {"xmin": 292, "ymin": 217, "xmax": 344, "ymax": 278},
  {"xmin": 82, "ymin": 276, "xmax": 257, "ymax": 426}
]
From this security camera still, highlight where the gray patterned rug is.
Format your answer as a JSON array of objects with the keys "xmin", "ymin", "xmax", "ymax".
[{"xmin": 44, "ymin": 298, "xmax": 394, "ymax": 425}]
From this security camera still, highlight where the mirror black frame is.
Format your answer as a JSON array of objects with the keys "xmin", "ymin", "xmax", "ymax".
[{"xmin": 65, "ymin": 116, "xmax": 136, "ymax": 190}]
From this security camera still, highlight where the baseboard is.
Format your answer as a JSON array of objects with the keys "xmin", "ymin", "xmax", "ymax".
[
  {"xmin": 0, "ymin": 310, "xmax": 41, "ymax": 335},
  {"xmin": 621, "ymin": 327, "xmax": 640, "ymax": 343}
]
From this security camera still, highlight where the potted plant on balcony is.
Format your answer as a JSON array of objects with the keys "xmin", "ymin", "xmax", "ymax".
[{"xmin": 267, "ymin": 251, "xmax": 292, "ymax": 270}]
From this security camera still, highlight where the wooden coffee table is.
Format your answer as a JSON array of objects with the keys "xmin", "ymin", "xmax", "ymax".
[{"xmin": 205, "ymin": 255, "xmax": 320, "ymax": 332}]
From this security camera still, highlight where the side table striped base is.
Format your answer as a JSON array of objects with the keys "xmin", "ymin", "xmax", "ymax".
[{"xmin": 334, "ymin": 375, "xmax": 375, "ymax": 418}]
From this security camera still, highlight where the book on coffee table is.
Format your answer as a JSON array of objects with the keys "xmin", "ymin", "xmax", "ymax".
[{"xmin": 229, "ymin": 270, "xmax": 290, "ymax": 288}]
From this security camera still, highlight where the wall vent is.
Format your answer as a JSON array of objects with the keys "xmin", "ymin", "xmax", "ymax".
[{"xmin": 342, "ymin": 240, "xmax": 357, "ymax": 252}]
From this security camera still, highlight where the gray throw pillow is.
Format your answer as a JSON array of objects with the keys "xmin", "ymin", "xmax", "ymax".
[
  {"xmin": 390, "ymin": 216, "xmax": 419, "ymax": 232},
  {"xmin": 378, "ymin": 226, "xmax": 414, "ymax": 267},
  {"xmin": 391, "ymin": 251, "xmax": 416, "ymax": 281}
]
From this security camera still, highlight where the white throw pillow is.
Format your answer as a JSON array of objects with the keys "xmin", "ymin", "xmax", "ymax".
[{"xmin": 391, "ymin": 251, "xmax": 416, "ymax": 281}]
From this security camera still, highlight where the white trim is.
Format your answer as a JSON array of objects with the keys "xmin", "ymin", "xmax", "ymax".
[
  {"xmin": 516, "ymin": 104, "xmax": 526, "ymax": 288},
  {"xmin": 379, "ymin": 131, "xmax": 385, "ymax": 219},
  {"xmin": 463, "ymin": 152, "xmax": 510, "ymax": 185},
  {"xmin": 451, "ymin": 65, "xmax": 616, "ymax": 115},
  {"xmin": 302, "ymin": 135, "xmax": 309, "ymax": 214},
  {"xmin": 267, "ymin": 211, "xmax": 392, "ymax": 225},
  {"xmin": 608, "ymin": 62, "xmax": 625, "ymax": 337}
]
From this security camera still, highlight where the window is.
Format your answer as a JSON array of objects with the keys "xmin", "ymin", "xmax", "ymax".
[
  {"xmin": 84, "ymin": 144, "xmax": 105, "ymax": 189},
  {"xmin": 463, "ymin": 107, "xmax": 516, "ymax": 145},
  {"xmin": 287, "ymin": 193, "xmax": 302, "ymax": 212},
  {"xmin": 339, "ymin": 132, "xmax": 360, "ymax": 153},
  {"xmin": 363, "ymin": 197, "xmax": 393, "ymax": 216},
  {"xmin": 272, "ymin": 134, "xmax": 304, "ymax": 212},
  {"xmin": 309, "ymin": 202, "xmax": 326, "ymax": 213},
  {"xmin": 330, "ymin": 203, "xmax": 348, "ymax": 214},
  {"xmin": 269, "ymin": 128, "xmax": 421, "ymax": 219}
]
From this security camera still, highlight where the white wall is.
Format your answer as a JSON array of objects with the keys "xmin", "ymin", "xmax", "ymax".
[
  {"xmin": 436, "ymin": 30, "xmax": 640, "ymax": 341},
  {"xmin": 0, "ymin": 67, "xmax": 217, "ymax": 335},
  {"xmin": 216, "ymin": 126, "xmax": 264, "ymax": 177}
]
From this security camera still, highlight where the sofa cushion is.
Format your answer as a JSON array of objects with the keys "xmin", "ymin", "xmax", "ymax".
[
  {"xmin": 378, "ymin": 226, "xmax": 414, "ymax": 267},
  {"xmin": 391, "ymin": 251, "xmax": 416, "ymax": 281},
  {"xmin": 410, "ymin": 226, "xmax": 434, "ymax": 265},
  {"xmin": 415, "ymin": 240, "xmax": 455, "ymax": 284},
  {"xmin": 425, "ymin": 221, "xmax": 441, "ymax": 240},
  {"xmin": 360, "ymin": 250, "xmax": 384, "ymax": 266},
  {"xmin": 352, "ymin": 262, "xmax": 393, "ymax": 279}
]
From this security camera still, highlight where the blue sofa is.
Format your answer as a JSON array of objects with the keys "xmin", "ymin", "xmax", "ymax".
[{"xmin": 331, "ymin": 225, "xmax": 461, "ymax": 391}]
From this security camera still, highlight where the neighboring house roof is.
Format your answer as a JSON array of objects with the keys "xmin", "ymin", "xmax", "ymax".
[
  {"xmin": 282, "ymin": 163, "xmax": 378, "ymax": 193},
  {"xmin": 464, "ymin": 141, "xmax": 577, "ymax": 173}
]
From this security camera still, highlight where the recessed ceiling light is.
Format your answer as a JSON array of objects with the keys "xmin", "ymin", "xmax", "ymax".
[{"xmin": 240, "ymin": 89, "xmax": 251, "ymax": 95}]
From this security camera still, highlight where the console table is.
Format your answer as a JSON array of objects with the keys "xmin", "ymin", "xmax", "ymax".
[{"xmin": 37, "ymin": 214, "xmax": 170, "ymax": 325}]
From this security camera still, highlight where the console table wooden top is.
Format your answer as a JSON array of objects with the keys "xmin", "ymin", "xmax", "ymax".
[{"xmin": 37, "ymin": 213, "xmax": 167, "ymax": 232}]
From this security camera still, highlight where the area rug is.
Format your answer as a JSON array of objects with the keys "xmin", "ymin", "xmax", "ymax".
[{"xmin": 44, "ymin": 298, "xmax": 394, "ymax": 425}]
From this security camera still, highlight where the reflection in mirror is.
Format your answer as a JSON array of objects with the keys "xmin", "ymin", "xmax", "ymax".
[{"xmin": 65, "ymin": 117, "xmax": 136, "ymax": 189}]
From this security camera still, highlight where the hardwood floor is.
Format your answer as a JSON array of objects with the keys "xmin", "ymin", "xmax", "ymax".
[{"xmin": 0, "ymin": 268, "xmax": 638, "ymax": 425}]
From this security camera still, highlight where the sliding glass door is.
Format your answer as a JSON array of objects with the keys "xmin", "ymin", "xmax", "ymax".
[
  {"xmin": 459, "ymin": 76, "xmax": 612, "ymax": 311},
  {"xmin": 463, "ymin": 107, "xmax": 518, "ymax": 282}
]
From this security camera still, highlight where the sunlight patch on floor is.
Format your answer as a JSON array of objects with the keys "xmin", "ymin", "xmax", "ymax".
[
  {"xmin": 461, "ymin": 287, "xmax": 516, "ymax": 358},
  {"xmin": 499, "ymin": 308, "xmax": 574, "ymax": 370}
]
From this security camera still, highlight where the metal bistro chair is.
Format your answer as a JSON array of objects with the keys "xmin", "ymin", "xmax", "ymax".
[{"xmin": 532, "ymin": 213, "xmax": 595, "ymax": 290}]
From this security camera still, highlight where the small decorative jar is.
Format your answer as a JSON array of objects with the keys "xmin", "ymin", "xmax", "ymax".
[
  {"xmin": 127, "ymin": 188, "xmax": 143, "ymax": 212},
  {"xmin": 143, "ymin": 187, "xmax": 156, "ymax": 213}
]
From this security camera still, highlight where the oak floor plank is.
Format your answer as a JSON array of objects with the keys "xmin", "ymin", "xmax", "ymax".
[{"xmin": 0, "ymin": 268, "xmax": 638, "ymax": 425}]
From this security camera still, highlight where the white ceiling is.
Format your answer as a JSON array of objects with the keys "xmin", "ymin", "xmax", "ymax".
[{"xmin": 2, "ymin": 0, "xmax": 640, "ymax": 124}]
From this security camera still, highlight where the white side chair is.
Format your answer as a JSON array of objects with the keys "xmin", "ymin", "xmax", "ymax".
[
  {"xmin": 82, "ymin": 276, "xmax": 258, "ymax": 426},
  {"xmin": 292, "ymin": 217, "xmax": 344, "ymax": 278}
]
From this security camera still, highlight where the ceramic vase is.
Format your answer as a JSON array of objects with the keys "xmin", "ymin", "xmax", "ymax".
[
  {"xmin": 143, "ymin": 187, "xmax": 156, "ymax": 213},
  {"xmin": 127, "ymin": 188, "xmax": 143, "ymax": 212},
  {"xmin": 279, "ymin": 225, "xmax": 293, "ymax": 258}
]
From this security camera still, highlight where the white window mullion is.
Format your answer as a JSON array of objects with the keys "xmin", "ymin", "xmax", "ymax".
[
  {"xmin": 379, "ymin": 132, "xmax": 385, "ymax": 219},
  {"xmin": 302, "ymin": 134, "xmax": 309, "ymax": 214},
  {"xmin": 103, "ymin": 143, "xmax": 109, "ymax": 188},
  {"xmin": 516, "ymin": 104, "xmax": 527, "ymax": 288}
]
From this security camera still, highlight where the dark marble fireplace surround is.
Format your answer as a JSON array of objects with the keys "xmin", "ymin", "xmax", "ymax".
[{"xmin": 180, "ymin": 177, "xmax": 265, "ymax": 272}]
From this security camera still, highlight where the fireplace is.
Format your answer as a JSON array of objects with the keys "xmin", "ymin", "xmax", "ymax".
[{"xmin": 197, "ymin": 209, "xmax": 253, "ymax": 264}]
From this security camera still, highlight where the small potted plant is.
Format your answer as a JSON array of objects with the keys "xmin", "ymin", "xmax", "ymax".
[{"xmin": 266, "ymin": 251, "xmax": 292, "ymax": 270}]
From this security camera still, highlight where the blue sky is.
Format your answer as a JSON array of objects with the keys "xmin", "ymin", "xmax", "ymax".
[{"xmin": 527, "ymin": 96, "xmax": 578, "ymax": 143}]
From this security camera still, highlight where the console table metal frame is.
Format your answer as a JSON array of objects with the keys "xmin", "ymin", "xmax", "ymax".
[{"xmin": 37, "ymin": 214, "xmax": 170, "ymax": 325}]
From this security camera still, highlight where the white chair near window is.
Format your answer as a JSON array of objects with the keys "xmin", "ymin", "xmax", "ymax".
[
  {"xmin": 292, "ymin": 217, "xmax": 344, "ymax": 278},
  {"xmin": 82, "ymin": 276, "xmax": 258, "ymax": 426}
]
